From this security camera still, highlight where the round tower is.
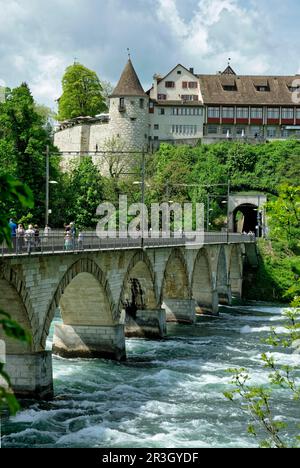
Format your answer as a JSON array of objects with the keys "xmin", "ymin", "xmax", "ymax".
[{"xmin": 108, "ymin": 59, "xmax": 149, "ymax": 152}]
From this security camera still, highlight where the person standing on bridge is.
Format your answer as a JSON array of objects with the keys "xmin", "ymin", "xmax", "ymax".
[
  {"xmin": 9, "ymin": 218, "xmax": 17, "ymax": 252},
  {"xmin": 25, "ymin": 224, "xmax": 35, "ymax": 254}
]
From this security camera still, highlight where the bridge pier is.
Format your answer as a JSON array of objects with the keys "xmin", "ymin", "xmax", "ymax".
[
  {"xmin": 52, "ymin": 324, "xmax": 126, "ymax": 361},
  {"xmin": 217, "ymin": 285, "xmax": 233, "ymax": 306},
  {"xmin": 5, "ymin": 352, "xmax": 53, "ymax": 400},
  {"xmin": 195, "ymin": 289, "xmax": 219, "ymax": 316},
  {"xmin": 125, "ymin": 309, "xmax": 167, "ymax": 339},
  {"xmin": 162, "ymin": 299, "xmax": 196, "ymax": 324}
]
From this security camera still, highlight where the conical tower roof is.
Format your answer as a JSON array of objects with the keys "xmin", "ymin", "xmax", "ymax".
[{"xmin": 111, "ymin": 59, "xmax": 147, "ymax": 97}]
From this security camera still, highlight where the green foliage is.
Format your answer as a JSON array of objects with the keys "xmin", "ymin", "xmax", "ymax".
[
  {"xmin": 0, "ymin": 174, "xmax": 33, "ymax": 414},
  {"xmin": 64, "ymin": 158, "xmax": 105, "ymax": 229},
  {"xmin": 0, "ymin": 174, "xmax": 34, "ymax": 245},
  {"xmin": 224, "ymin": 306, "xmax": 300, "ymax": 448},
  {"xmin": 57, "ymin": 63, "xmax": 107, "ymax": 121},
  {"xmin": 0, "ymin": 310, "xmax": 31, "ymax": 415},
  {"xmin": 0, "ymin": 83, "xmax": 59, "ymax": 225}
]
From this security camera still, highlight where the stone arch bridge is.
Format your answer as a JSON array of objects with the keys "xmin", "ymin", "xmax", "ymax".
[{"xmin": 0, "ymin": 236, "xmax": 256, "ymax": 399}]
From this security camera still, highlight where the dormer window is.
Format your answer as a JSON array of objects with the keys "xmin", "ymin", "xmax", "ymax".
[
  {"xmin": 223, "ymin": 85, "xmax": 237, "ymax": 91},
  {"xmin": 255, "ymin": 83, "xmax": 270, "ymax": 92},
  {"xmin": 288, "ymin": 85, "xmax": 300, "ymax": 92}
]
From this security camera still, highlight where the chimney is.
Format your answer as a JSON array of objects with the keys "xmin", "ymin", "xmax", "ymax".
[{"xmin": 189, "ymin": 67, "xmax": 194, "ymax": 74}]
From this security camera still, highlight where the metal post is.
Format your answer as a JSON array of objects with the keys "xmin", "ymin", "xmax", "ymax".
[
  {"xmin": 207, "ymin": 194, "xmax": 210, "ymax": 232},
  {"xmin": 141, "ymin": 150, "xmax": 146, "ymax": 249},
  {"xmin": 45, "ymin": 145, "xmax": 49, "ymax": 228},
  {"xmin": 227, "ymin": 180, "xmax": 231, "ymax": 243}
]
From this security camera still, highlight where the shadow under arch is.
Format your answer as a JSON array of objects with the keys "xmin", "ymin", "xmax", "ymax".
[
  {"xmin": 229, "ymin": 244, "xmax": 244, "ymax": 299},
  {"xmin": 217, "ymin": 245, "xmax": 231, "ymax": 305},
  {"xmin": 0, "ymin": 265, "xmax": 37, "ymax": 351},
  {"xmin": 192, "ymin": 248, "xmax": 218, "ymax": 315},
  {"xmin": 118, "ymin": 250, "xmax": 165, "ymax": 338}
]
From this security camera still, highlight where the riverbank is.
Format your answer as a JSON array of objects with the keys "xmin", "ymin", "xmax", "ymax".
[{"xmin": 243, "ymin": 240, "xmax": 300, "ymax": 303}]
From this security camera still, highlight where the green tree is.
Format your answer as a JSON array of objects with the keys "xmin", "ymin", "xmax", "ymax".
[
  {"xmin": 65, "ymin": 158, "xmax": 104, "ymax": 228},
  {"xmin": 0, "ymin": 83, "xmax": 60, "ymax": 224},
  {"xmin": 57, "ymin": 63, "xmax": 107, "ymax": 121}
]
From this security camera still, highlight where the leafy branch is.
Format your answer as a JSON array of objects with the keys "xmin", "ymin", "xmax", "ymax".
[{"xmin": 224, "ymin": 304, "xmax": 300, "ymax": 448}]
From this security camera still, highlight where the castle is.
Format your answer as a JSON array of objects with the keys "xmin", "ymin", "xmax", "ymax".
[{"xmin": 54, "ymin": 58, "xmax": 300, "ymax": 163}]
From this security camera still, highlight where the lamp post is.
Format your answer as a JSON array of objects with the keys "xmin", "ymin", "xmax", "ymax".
[{"xmin": 45, "ymin": 146, "xmax": 58, "ymax": 227}]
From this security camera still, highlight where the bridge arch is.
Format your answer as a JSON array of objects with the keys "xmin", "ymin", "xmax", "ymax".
[
  {"xmin": 41, "ymin": 258, "xmax": 116, "ymax": 349},
  {"xmin": 192, "ymin": 248, "xmax": 218, "ymax": 314},
  {"xmin": 118, "ymin": 250, "xmax": 159, "ymax": 315},
  {"xmin": 0, "ymin": 266, "xmax": 38, "ymax": 352},
  {"xmin": 161, "ymin": 248, "xmax": 190, "ymax": 303}
]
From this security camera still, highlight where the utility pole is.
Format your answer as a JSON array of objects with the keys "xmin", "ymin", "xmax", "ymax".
[
  {"xmin": 227, "ymin": 180, "xmax": 231, "ymax": 243},
  {"xmin": 207, "ymin": 194, "xmax": 210, "ymax": 231},
  {"xmin": 141, "ymin": 150, "xmax": 146, "ymax": 249},
  {"xmin": 45, "ymin": 145, "xmax": 49, "ymax": 227}
]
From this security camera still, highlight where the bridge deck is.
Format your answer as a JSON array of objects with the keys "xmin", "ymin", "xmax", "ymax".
[{"xmin": 1, "ymin": 232, "xmax": 255, "ymax": 257}]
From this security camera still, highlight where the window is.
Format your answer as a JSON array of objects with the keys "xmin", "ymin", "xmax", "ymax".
[
  {"xmin": 236, "ymin": 107, "xmax": 249, "ymax": 119},
  {"xmin": 223, "ymin": 85, "xmax": 237, "ymax": 91},
  {"xmin": 188, "ymin": 82, "xmax": 198, "ymax": 89},
  {"xmin": 208, "ymin": 107, "xmax": 220, "ymax": 118},
  {"xmin": 119, "ymin": 97, "xmax": 125, "ymax": 111},
  {"xmin": 165, "ymin": 81, "xmax": 175, "ymax": 88},
  {"xmin": 172, "ymin": 107, "xmax": 202, "ymax": 116},
  {"xmin": 288, "ymin": 85, "xmax": 300, "ymax": 92},
  {"xmin": 181, "ymin": 95, "xmax": 198, "ymax": 101},
  {"xmin": 236, "ymin": 127, "xmax": 246, "ymax": 136},
  {"xmin": 256, "ymin": 86, "xmax": 269, "ymax": 92},
  {"xmin": 139, "ymin": 98, "xmax": 144, "ymax": 109},
  {"xmin": 177, "ymin": 70, "xmax": 182, "ymax": 75},
  {"xmin": 250, "ymin": 126, "xmax": 261, "ymax": 136},
  {"xmin": 154, "ymin": 124, "xmax": 159, "ymax": 130},
  {"xmin": 158, "ymin": 94, "xmax": 167, "ymax": 101},
  {"xmin": 222, "ymin": 127, "xmax": 232, "ymax": 135},
  {"xmin": 251, "ymin": 108, "xmax": 263, "ymax": 119},
  {"xmin": 282, "ymin": 108, "xmax": 294, "ymax": 119},
  {"xmin": 222, "ymin": 107, "xmax": 234, "ymax": 118},
  {"xmin": 267, "ymin": 127, "xmax": 277, "ymax": 138},
  {"xmin": 130, "ymin": 117, "xmax": 136, "ymax": 122},
  {"xmin": 182, "ymin": 82, "xmax": 188, "ymax": 89},
  {"xmin": 171, "ymin": 125, "xmax": 197, "ymax": 135},
  {"xmin": 267, "ymin": 108, "xmax": 279, "ymax": 119},
  {"xmin": 159, "ymin": 108, "xmax": 165, "ymax": 115},
  {"xmin": 207, "ymin": 125, "xmax": 218, "ymax": 134},
  {"xmin": 296, "ymin": 109, "xmax": 300, "ymax": 119},
  {"xmin": 154, "ymin": 136, "xmax": 159, "ymax": 141}
]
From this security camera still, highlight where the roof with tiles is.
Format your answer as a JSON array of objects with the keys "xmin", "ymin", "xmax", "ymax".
[
  {"xmin": 111, "ymin": 59, "xmax": 147, "ymax": 98},
  {"xmin": 198, "ymin": 67, "xmax": 300, "ymax": 106}
]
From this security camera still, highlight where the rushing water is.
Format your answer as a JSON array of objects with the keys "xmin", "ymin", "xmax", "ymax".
[{"xmin": 1, "ymin": 305, "xmax": 299, "ymax": 448}]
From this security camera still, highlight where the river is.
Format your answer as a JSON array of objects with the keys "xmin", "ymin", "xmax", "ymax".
[{"xmin": 1, "ymin": 305, "xmax": 299, "ymax": 448}]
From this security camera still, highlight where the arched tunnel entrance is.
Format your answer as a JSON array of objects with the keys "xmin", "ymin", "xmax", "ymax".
[{"xmin": 233, "ymin": 204, "xmax": 262, "ymax": 236}]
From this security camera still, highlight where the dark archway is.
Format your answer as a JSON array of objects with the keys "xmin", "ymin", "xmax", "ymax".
[{"xmin": 233, "ymin": 204, "xmax": 260, "ymax": 235}]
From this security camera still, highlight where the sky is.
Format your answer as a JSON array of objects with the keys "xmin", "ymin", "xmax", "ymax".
[{"xmin": 0, "ymin": 0, "xmax": 299, "ymax": 108}]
